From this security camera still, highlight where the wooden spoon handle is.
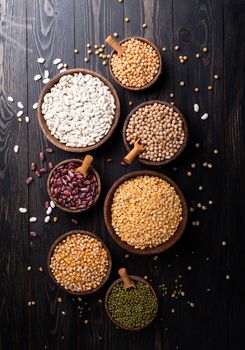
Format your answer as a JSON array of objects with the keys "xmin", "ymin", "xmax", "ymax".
[
  {"xmin": 105, "ymin": 35, "xmax": 125, "ymax": 56},
  {"xmin": 76, "ymin": 155, "xmax": 93, "ymax": 177},
  {"xmin": 118, "ymin": 268, "xmax": 135, "ymax": 289},
  {"xmin": 124, "ymin": 140, "xmax": 145, "ymax": 165}
]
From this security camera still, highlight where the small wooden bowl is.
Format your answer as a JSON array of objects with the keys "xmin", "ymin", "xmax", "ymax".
[
  {"xmin": 104, "ymin": 170, "xmax": 188, "ymax": 255},
  {"xmin": 37, "ymin": 68, "xmax": 120, "ymax": 153},
  {"xmin": 123, "ymin": 100, "xmax": 188, "ymax": 166},
  {"xmin": 47, "ymin": 158, "xmax": 101, "ymax": 213},
  {"xmin": 47, "ymin": 230, "xmax": 112, "ymax": 296},
  {"xmin": 105, "ymin": 275, "xmax": 158, "ymax": 331},
  {"xmin": 108, "ymin": 37, "xmax": 162, "ymax": 91}
]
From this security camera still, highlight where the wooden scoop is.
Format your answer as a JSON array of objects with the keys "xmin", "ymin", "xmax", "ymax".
[
  {"xmin": 118, "ymin": 268, "xmax": 135, "ymax": 290},
  {"xmin": 105, "ymin": 35, "xmax": 126, "ymax": 56},
  {"xmin": 75, "ymin": 155, "xmax": 93, "ymax": 177},
  {"xmin": 123, "ymin": 139, "xmax": 146, "ymax": 165}
]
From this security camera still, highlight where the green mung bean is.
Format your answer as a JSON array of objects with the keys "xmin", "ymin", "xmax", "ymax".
[{"xmin": 107, "ymin": 281, "xmax": 157, "ymax": 329}]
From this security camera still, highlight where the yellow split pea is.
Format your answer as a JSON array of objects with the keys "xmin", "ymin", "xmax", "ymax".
[
  {"xmin": 111, "ymin": 175, "xmax": 183, "ymax": 250},
  {"xmin": 110, "ymin": 38, "xmax": 160, "ymax": 88}
]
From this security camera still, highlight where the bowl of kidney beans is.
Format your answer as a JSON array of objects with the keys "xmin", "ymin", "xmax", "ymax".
[{"xmin": 47, "ymin": 159, "xmax": 101, "ymax": 213}]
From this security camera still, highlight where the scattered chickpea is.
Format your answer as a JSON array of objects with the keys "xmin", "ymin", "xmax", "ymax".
[
  {"xmin": 84, "ymin": 57, "xmax": 89, "ymax": 63},
  {"xmin": 113, "ymin": 32, "xmax": 118, "ymax": 38},
  {"xmin": 63, "ymin": 63, "xmax": 68, "ymax": 68},
  {"xmin": 187, "ymin": 171, "xmax": 192, "ymax": 176},
  {"xmin": 162, "ymin": 47, "xmax": 167, "ymax": 52},
  {"xmin": 208, "ymin": 200, "xmax": 213, "ymax": 205},
  {"xmin": 31, "ymin": 301, "xmax": 36, "ymax": 305},
  {"xmin": 197, "ymin": 203, "xmax": 202, "ymax": 208},
  {"xmin": 179, "ymin": 81, "xmax": 185, "ymax": 87},
  {"xmin": 101, "ymin": 44, "xmax": 105, "ymax": 48},
  {"xmin": 128, "ymin": 101, "xmax": 133, "ymax": 106},
  {"xmin": 202, "ymin": 205, "xmax": 207, "ymax": 211},
  {"xmin": 207, "ymin": 163, "xmax": 213, "ymax": 168},
  {"xmin": 94, "ymin": 44, "xmax": 99, "ymax": 49},
  {"xmin": 118, "ymin": 0, "xmax": 123, "ymax": 3},
  {"xmin": 213, "ymin": 149, "xmax": 219, "ymax": 154},
  {"xmin": 74, "ymin": 48, "xmax": 79, "ymax": 54},
  {"xmin": 208, "ymin": 85, "xmax": 213, "ymax": 91},
  {"xmin": 214, "ymin": 74, "xmax": 219, "ymax": 80},
  {"xmin": 87, "ymin": 49, "xmax": 92, "ymax": 55},
  {"xmin": 189, "ymin": 207, "xmax": 195, "ymax": 212},
  {"xmin": 171, "ymin": 308, "xmax": 175, "ymax": 313},
  {"xmin": 124, "ymin": 17, "xmax": 130, "ymax": 23},
  {"xmin": 191, "ymin": 163, "xmax": 196, "ymax": 168},
  {"xmin": 53, "ymin": 216, "xmax": 58, "ymax": 222},
  {"xmin": 189, "ymin": 302, "xmax": 195, "ymax": 308},
  {"xmin": 38, "ymin": 266, "xmax": 43, "ymax": 272},
  {"xmin": 203, "ymin": 47, "xmax": 208, "ymax": 52},
  {"xmin": 194, "ymin": 87, "xmax": 200, "ymax": 92},
  {"xmin": 198, "ymin": 186, "xmax": 203, "ymax": 191},
  {"xmin": 225, "ymin": 274, "xmax": 230, "ymax": 280},
  {"xmin": 195, "ymin": 53, "xmax": 201, "ymax": 59},
  {"xmin": 99, "ymin": 53, "xmax": 103, "ymax": 58},
  {"xmin": 86, "ymin": 43, "xmax": 91, "ymax": 48},
  {"xmin": 174, "ymin": 45, "xmax": 180, "ymax": 51},
  {"xmin": 58, "ymin": 297, "xmax": 62, "ymax": 303},
  {"xmin": 107, "ymin": 54, "xmax": 111, "ymax": 59},
  {"xmin": 195, "ymin": 143, "xmax": 200, "ymax": 148},
  {"xmin": 170, "ymin": 93, "xmax": 174, "ymax": 97},
  {"xmin": 84, "ymin": 319, "xmax": 89, "ymax": 324},
  {"xmin": 98, "ymin": 48, "xmax": 103, "ymax": 53},
  {"xmin": 102, "ymin": 61, "xmax": 107, "ymax": 66},
  {"xmin": 196, "ymin": 221, "xmax": 200, "ymax": 226},
  {"xmin": 27, "ymin": 301, "xmax": 32, "ymax": 307},
  {"xmin": 95, "ymin": 50, "xmax": 99, "ymax": 55},
  {"xmin": 27, "ymin": 266, "xmax": 31, "ymax": 271},
  {"xmin": 222, "ymin": 241, "xmax": 227, "ymax": 246},
  {"xmin": 203, "ymin": 162, "xmax": 208, "ymax": 167},
  {"xmin": 142, "ymin": 23, "xmax": 147, "ymax": 28},
  {"xmin": 170, "ymin": 102, "xmax": 175, "ymax": 105},
  {"xmin": 183, "ymin": 55, "xmax": 188, "ymax": 60},
  {"xmin": 61, "ymin": 311, "xmax": 66, "ymax": 316}
]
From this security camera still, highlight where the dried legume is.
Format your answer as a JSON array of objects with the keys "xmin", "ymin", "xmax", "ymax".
[
  {"xmin": 49, "ymin": 161, "xmax": 98, "ymax": 210},
  {"xmin": 126, "ymin": 103, "xmax": 185, "ymax": 162},
  {"xmin": 42, "ymin": 73, "xmax": 116, "ymax": 148},
  {"xmin": 107, "ymin": 281, "xmax": 157, "ymax": 329},
  {"xmin": 110, "ymin": 38, "xmax": 160, "ymax": 88},
  {"xmin": 111, "ymin": 175, "xmax": 183, "ymax": 249}
]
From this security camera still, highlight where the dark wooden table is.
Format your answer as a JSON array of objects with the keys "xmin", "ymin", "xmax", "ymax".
[{"xmin": 0, "ymin": 0, "xmax": 244, "ymax": 349}]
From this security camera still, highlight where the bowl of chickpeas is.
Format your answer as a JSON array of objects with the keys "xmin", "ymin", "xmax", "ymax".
[
  {"xmin": 122, "ymin": 100, "xmax": 188, "ymax": 166},
  {"xmin": 108, "ymin": 37, "xmax": 162, "ymax": 91}
]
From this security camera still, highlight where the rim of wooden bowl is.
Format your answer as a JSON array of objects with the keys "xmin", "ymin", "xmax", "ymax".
[
  {"xmin": 47, "ymin": 158, "xmax": 101, "ymax": 213},
  {"xmin": 104, "ymin": 170, "xmax": 188, "ymax": 255},
  {"xmin": 104, "ymin": 275, "xmax": 158, "ymax": 331},
  {"xmin": 47, "ymin": 230, "xmax": 112, "ymax": 296},
  {"xmin": 122, "ymin": 100, "xmax": 188, "ymax": 166},
  {"xmin": 37, "ymin": 68, "xmax": 121, "ymax": 153},
  {"xmin": 108, "ymin": 37, "xmax": 162, "ymax": 91}
]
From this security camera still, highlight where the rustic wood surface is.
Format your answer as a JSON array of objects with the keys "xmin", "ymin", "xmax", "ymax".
[{"xmin": 0, "ymin": 0, "xmax": 244, "ymax": 349}]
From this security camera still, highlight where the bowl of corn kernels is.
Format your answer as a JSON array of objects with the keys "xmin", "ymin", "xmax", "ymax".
[
  {"xmin": 47, "ymin": 230, "xmax": 112, "ymax": 295},
  {"xmin": 108, "ymin": 37, "xmax": 162, "ymax": 91}
]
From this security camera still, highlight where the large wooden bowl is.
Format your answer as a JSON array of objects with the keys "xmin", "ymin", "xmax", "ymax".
[
  {"xmin": 105, "ymin": 275, "xmax": 158, "ymax": 331},
  {"xmin": 47, "ymin": 158, "xmax": 101, "ymax": 213},
  {"xmin": 104, "ymin": 170, "xmax": 188, "ymax": 255},
  {"xmin": 47, "ymin": 230, "xmax": 112, "ymax": 295},
  {"xmin": 122, "ymin": 101, "xmax": 188, "ymax": 166},
  {"xmin": 108, "ymin": 37, "xmax": 162, "ymax": 91},
  {"xmin": 37, "ymin": 68, "xmax": 120, "ymax": 153}
]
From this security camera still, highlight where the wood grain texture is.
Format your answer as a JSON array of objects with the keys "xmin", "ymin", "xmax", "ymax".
[{"xmin": 0, "ymin": 0, "xmax": 244, "ymax": 349}]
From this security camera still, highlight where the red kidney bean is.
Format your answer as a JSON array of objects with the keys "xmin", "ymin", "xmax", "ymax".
[
  {"xmin": 26, "ymin": 177, "xmax": 33, "ymax": 185},
  {"xmin": 49, "ymin": 162, "xmax": 98, "ymax": 210},
  {"xmin": 46, "ymin": 148, "xmax": 54, "ymax": 153},
  {"xmin": 31, "ymin": 162, "xmax": 36, "ymax": 171},
  {"xmin": 48, "ymin": 162, "xmax": 54, "ymax": 169},
  {"xmin": 40, "ymin": 151, "xmax": 45, "ymax": 161},
  {"xmin": 40, "ymin": 167, "xmax": 47, "ymax": 174},
  {"xmin": 35, "ymin": 170, "xmax": 41, "ymax": 177}
]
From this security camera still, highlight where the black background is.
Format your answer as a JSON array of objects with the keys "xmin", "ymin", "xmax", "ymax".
[{"xmin": 0, "ymin": 0, "xmax": 245, "ymax": 349}]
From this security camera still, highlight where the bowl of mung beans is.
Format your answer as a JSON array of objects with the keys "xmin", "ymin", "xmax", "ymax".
[
  {"xmin": 108, "ymin": 37, "xmax": 162, "ymax": 91},
  {"xmin": 105, "ymin": 274, "xmax": 158, "ymax": 330},
  {"xmin": 104, "ymin": 170, "xmax": 188, "ymax": 255},
  {"xmin": 123, "ymin": 101, "xmax": 188, "ymax": 166},
  {"xmin": 47, "ymin": 158, "xmax": 101, "ymax": 213},
  {"xmin": 47, "ymin": 230, "xmax": 112, "ymax": 295}
]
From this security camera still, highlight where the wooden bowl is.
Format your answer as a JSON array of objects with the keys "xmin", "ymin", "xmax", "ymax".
[
  {"xmin": 122, "ymin": 101, "xmax": 188, "ymax": 166},
  {"xmin": 104, "ymin": 170, "xmax": 188, "ymax": 255},
  {"xmin": 37, "ymin": 68, "xmax": 120, "ymax": 153},
  {"xmin": 47, "ymin": 158, "xmax": 101, "ymax": 213},
  {"xmin": 105, "ymin": 275, "xmax": 158, "ymax": 331},
  {"xmin": 108, "ymin": 37, "xmax": 162, "ymax": 91},
  {"xmin": 47, "ymin": 230, "xmax": 112, "ymax": 295}
]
